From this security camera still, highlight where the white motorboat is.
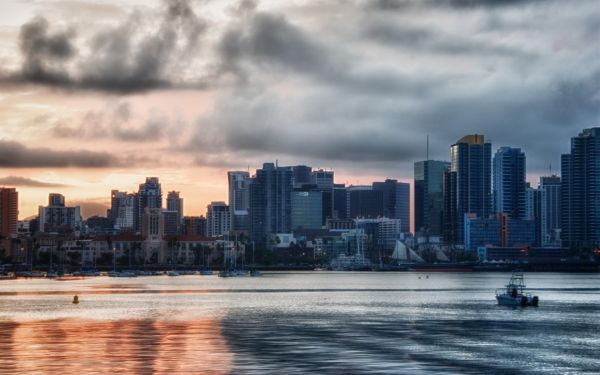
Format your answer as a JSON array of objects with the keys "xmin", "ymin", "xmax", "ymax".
[{"xmin": 496, "ymin": 270, "xmax": 539, "ymax": 307}]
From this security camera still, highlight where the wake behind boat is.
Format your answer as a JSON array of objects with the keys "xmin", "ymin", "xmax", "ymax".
[{"xmin": 496, "ymin": 270, "xmax": 539, "ymax": 307}]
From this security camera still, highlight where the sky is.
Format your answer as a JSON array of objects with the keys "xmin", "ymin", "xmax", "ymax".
[{"xmin": 0, "ymin": 0, "xmax": 598, "ymax": 220}]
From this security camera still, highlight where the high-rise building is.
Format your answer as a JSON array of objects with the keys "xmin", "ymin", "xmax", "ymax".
[
  {"xmin": 539, "ymin": 175, "xmax": 561, "ymax": 246},
  {"xmin": 292, "ymin": 165, "xmax": 313, "ymax": 188},
  {"xmin": 136, "ymin": 177, "xmax": 162, "ymax": 232},
  {"xmin": 493, "ymin": 147, "xmax": 527, "ymax": 219},
  {"xmin": 183, "ymin": 216, "xmax": 206, "ymax": 237},
  {"xmin": 333, "ymin": 184, "xmax": 347, "ymax": 219},
  {"xmin": 291, "ymin": 190, "xmax": 323, "ymax": 230},
  {"xmin": 347, "ymin": 186, "xmax": 384, "ymax": 219},
  {"xmin": 110, "ymin": 190, "xmax": 136, "ymax": 231},
  {"xmin": 206, "ymin": 201, "xmax": 230, "ymax": 238},
  {"xmin": 561, "ymin": 127, "xmax": 600, "ymax": 250},
  {"xmin": 414, "ymin": 160, "xmax": 450, "ymax": 236},
  {"xmin": 525, "ymin": 184, "xmax": 544, "ymax": 247},
  {"xmin": 162, "ymin": 210, "xmax": 180, "ymax": 236},
  {"xmin": 48, "ymin": 193, "xmax": 65, "ymax": 207},
  {"xmin": 0, "ymin": 188, "xmax": 18, "ymax": 238},
  {"xmin": 443, "ymin": 134, "xmax": 492, "ymax": 245},
  {"xmin": 372, "ymin": 179, "xmax": 410, "ymax": 232},
  {"xmin": 166, "ymin": 191, "xmax": 183, "ymax": 225},
  {"xmin": 313, "ymin": 169, "xmax": 334, "ymax": 223},
  {"xmin": 38, "ymin": 193, "xmax": 82, "ymax": 233},
  {"xmin": 249, "ymin": 163, "xmax": 293, "ymax": 244},
  {"xmin": 464, "ymin": 213, "xmax": 535, "ymax": 251},
  {"xmin": 228, "ymin": 171, "xmax": 251, "ymax": 232}
]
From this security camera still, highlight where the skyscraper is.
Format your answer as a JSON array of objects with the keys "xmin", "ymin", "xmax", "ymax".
[
  {"xmin": 539, "ymin": 175, "xmax": 561, "ymax": 246},
  {"xmin": 493, "ymin": 147, "xmax": 526, "ymax": 219},
  {"xmin": 0, "ymin": 188, "xmax": 18, "ymax": 238},
  {"xmin": 38, "ymin": 193, "xmax": 82, "ymax": 233},
  {"xmin": 228, "ymin": 171, "xmax": 251, "ymax": 232},
  {"xmin": 313, "ymin": 169, "xmax": 334, "ymax": 223},
  {"xmin": 561, "ymin": 127, "xmax": 600, "ymax": 250},
  {"xmin": 414, "ymin": 160, "xmax": 450, "ymax": 236},
  {"xmin": 372, "ymin": 179, "xmax": 410, "ymax": 232},
  {"xmin": 110, "ymin": 190, "xmax": 137, "ymax": 231},
  {"xmin": 347, "ymin": 186, "xmax": 384, "ymax": 219},
  {"xmin": 136, "ymin": 177, "xmax": 162, "ymax": 232},
  {"xmin": 443, "ymin": 134, "xmax": 492, "ymax": 245},
  {"xmin": 333, "ymin": 184, "xmax": 347, "ymax": 219},
  {"xmin": 291, "ymin": 190, "xmax": 323, "ymax": 230},
  {"xmin": 292, "ymin": 165, "xmax": 313, "ymax": 188},
  {"xmin": 249, "ymin": 163, "xmax": 293, "ymax": 245},
  {"xmin": 206, "ymin": 201, "xmax": 230, "ymax": 237},
  {"xmin": 166, "ymin": 191, "xmax": 183, "ymax": 225}
]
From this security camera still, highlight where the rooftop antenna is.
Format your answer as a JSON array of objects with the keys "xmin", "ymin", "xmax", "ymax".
[
  {"xmin": 549, "ymin": 163, "xmax": 552, "ymax": 175},
  {"xmin": 426, "ymin": 134, "xmax": 430, "ymax": 160}
]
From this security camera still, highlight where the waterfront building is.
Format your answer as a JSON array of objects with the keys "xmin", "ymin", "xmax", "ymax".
[
  {"xmin": 291, "ymin": 190, "xmax": 323, "ymax": 230},
  {"xmin": 347, "ymin": 186, "xmax": 384, "ymax": 219},
  {"xmin": 539, "ymin": 175, "xmax": 561, "ymax": 246},
  {"xmin": 136, "ymin": 177, "xmax": 162, "ymax": 232},
  {"xmin": 166, "ymin": 191, "xmax": 183, "ymax": 226},
  {"xmin": 110, "ymin": 190, "xmax": 136, "ymax": 231},
  {"xmin": 183, "ymin": 216, "xmax": 207, "ymax": 237},
  {"xmin": 561, "ymin": 127, "xmax": 600, "ymax": 250},
  {"xmin": 333, "ymin": 184, "xmax": 348, "ymax": 219},
  {"xmin": 292, "ymin": 165, "xmax": 313, "ymax": 188},
  {"xmin": 493, "ymin": 147, "xmax": 527, "ymax": 219},
  {"xmin": 414, "ymin": 160, "xmax": 449, "ymax": 237},
  {"xmin": 443, "ymin": 134, "xmax": 492, "ymax": 245},
  {"xmin": 206, "ymin": 202, "xmax": 231, "ymax": 237},
  {"xmin": 0, "ymin": 187, "xmax": 18, "ymax": 238},
  {"xmin": 38, "ymin": 194, "xmax": 82, "ymax": 233},
  {"xmin": 373, "ymin": 179, "xmax": 410, "ymax": 232},
  {"xmin": 313, "ymin": 169, "xmax": 335, "ymax": 222},
  {"xmin": 249, "ymin": 163, "xmax": 293, "ymax": 245},
  {"xmin": 162, "ymin": 210, "xmax": 180, "ymax": 236},
  {"xmin": 228, "ymin": 171, "xmax": 251, "ymax": 232},
  {"xmin": 464, "ymin": 213, "xmax": 535, "ymax": 251}
]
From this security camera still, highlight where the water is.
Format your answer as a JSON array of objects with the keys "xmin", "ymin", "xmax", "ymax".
[{"xmin": 0, "ymin": 272, "xmax": 599, "ymax": 374}]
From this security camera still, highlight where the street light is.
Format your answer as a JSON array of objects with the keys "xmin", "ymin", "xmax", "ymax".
[{"xmin": 113, "ymin": 247, "xmax": 116, "ymax": 273}]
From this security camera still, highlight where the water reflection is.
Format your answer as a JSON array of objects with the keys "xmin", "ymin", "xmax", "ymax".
[{"xmin": 0, "ymin": 319, "xmax": 232, "ymax": 374}]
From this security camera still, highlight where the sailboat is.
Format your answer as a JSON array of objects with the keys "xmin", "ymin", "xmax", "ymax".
[{"xmin": 391, "ymin": 240, "xmax": 425, "ymax": 265}]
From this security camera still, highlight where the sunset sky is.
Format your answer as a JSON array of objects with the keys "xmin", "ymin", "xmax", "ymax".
[{"xmin": 0, "ymin": 0, "xmax": 598, "ymax": 219}]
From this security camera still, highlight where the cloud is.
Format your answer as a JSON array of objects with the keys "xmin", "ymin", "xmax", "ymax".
[
  {"xmin": 0, "ymin": 176, "xmax": 68, "ymax": 188},
  {"xmin": 19, "ymin": 16, "xmax": 76, "ymax": 85},
  {"xmin": 4, "ymin": 0, "xmax": 207, "ymax": 93},
  {"xmin": 51, "ymin": 102, "xmax": 166, "ymax": 142},
  {"xmin": 0, "ymin": 140, "xmax": 118, "ymax": 168}
]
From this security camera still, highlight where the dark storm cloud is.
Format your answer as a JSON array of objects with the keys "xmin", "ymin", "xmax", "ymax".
[
  {"xmin": 0, "ymin": 176, "xmax": 68, "ymax": 188},
  {"xmin": 4, "ymin": 0, "xmax": 207, "ymax": 93},
  {"xmin": 0, "ymin": 140, "xmax": 117, "ymax": 168},
  {"xmin": 217, "ymin": 11, "xmax": 445, "ymax": 97},
  {"xmin": 19, "ymin": 16, "xmax": 75, "ymax": 84}
]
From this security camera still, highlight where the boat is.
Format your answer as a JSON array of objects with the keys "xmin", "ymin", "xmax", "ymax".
[
  {"xmin": 496, "ymin": 270, "xmax": 539, "ymax": 307},
  {"xmin": 167, "ymin": 271, "xmax": 180, "ymax": 277},
  {"xmin": 198, "ymin": 268, "xmax": 213, "ymax": 276}
]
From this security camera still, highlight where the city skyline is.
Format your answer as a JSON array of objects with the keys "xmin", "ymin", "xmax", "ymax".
[{"xmin": 0, "ymin": 0, "xmax": 598, "ymax": 219}]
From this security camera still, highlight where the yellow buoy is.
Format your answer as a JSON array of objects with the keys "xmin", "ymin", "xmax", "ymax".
[{"xmin": 72, "ymin": 295, "xmax": 79, "ymax": 304}]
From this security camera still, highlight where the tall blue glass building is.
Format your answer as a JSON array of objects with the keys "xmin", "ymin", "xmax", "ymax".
[
  {"xmin": 414, "ymin": 160, "xmax": 450, "ymax": 236},
  {"xmin": 493, "ymin": 147, "xmax": 526, "ymax": 219},
  {"xmin": 444, "ymin": 135, "xmax": 492, "ymax": 245},
  {"xmin": 249, "ymin": 163, "xmax": 293, "ymax": 245},
  {"xmin": 561, "ymin": 127, "xmax": 600, "ymax": 250}
]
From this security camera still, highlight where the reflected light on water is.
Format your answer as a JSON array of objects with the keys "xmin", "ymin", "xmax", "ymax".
[{"xmin": 0, "ymin": 318, "xmax": 233, "ymax": 374}]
